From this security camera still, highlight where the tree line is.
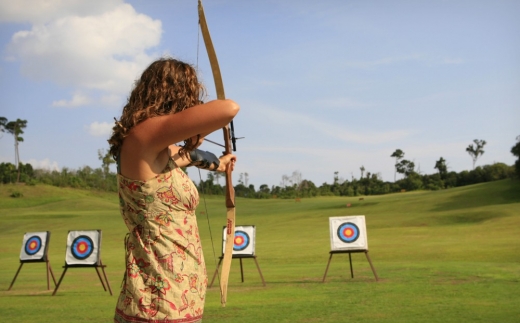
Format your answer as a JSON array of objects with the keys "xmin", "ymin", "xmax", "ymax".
[
  {"xmin": 1, "ymin": 158, "xmax": 515, "ymax": 199},
  {"xmin": 201, "ymin": 161, "xmax": 515, "ymax": 199},
  {"xmin": 0, "ymin": 144, "xmax": 519, "ymax": 199},
  {"xmin": 1, "ymin": 114, "xmax": 519, "ymax": 199}
]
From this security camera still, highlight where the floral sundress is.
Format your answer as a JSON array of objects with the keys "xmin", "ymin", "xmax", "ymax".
[{"xmin": 114, "ymin": 158, "xmax": 206, "ymax": 323}]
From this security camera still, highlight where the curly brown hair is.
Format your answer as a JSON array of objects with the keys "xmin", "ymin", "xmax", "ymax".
[{"xmin": 108, "ymin": 57, "xmax": 205, "ymax": 159}]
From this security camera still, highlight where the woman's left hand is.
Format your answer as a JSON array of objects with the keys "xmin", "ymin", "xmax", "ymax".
[{"xmin": 216, "ymin": 154, "xmax": 236, "ymax": 172}]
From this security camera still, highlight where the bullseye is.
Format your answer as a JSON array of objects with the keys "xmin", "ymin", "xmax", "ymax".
[
  {"xmin": 234, "ymin": 236, "xmax": 244, "ymax": 245},
  {"xmin": 71, "ymin": 236, "xmax": 94, "ymax": 260},
  {"xmin": 233, "ymin": 230, "xmax": 249, "ymax": 251},
  {"xmin": 24, "ymin": 236, "xmax": 42, "ymax": 255},
  {"xmin": 337, "ymin": 222, "xmax": 360, "ymax": 243}
]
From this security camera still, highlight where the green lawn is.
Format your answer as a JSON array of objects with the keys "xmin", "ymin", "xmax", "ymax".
[{"xmin": 0, "ymin": 180, "xmax": 519, "ymax": 322}]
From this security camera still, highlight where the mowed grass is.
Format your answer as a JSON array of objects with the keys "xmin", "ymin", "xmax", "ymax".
[{"xmin": 0, "ymin": 180, "xmax": 519, "ymax": 323}]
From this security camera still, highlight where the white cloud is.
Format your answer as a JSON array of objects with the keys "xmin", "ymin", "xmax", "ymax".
[
  {"xmin": 51, "ymin": 92, "xmax": 123, "ymax": 108},
  {"xmin": 52, "ymin": 92, "xmax": 90, "ymax": 108},
  {"xmin": 27, "ymin": 158, "xmax": 60, "ymax": 171},
  {"xmin": 100, "ymin": 94, "xmax": 123, "ymax": 107},
  {"xmin": 5, "ymin": 2, "xmax": 162, "ymax": 95},
  {"xmin": 0, "ymin": 0, "xmax": 123, "ymax": 24},
  {"xmin": 87, "ymin": 121, "xmax": 113, "ymax": 137}
]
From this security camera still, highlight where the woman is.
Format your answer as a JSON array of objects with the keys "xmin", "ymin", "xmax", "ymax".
[{"xmin": 108, "ymin": 57, "xmax": 239, "ymax": 323}]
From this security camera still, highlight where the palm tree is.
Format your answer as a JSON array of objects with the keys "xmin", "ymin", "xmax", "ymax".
[
  {"xmin": 434, "ymin": 157, "xmax": 448, "ymax": 179},
  {"xmin": 466, "ymin": 139, "xmax": 486, "ymax": 169},
  {"xmin": 4, "ymin": 119, "xmax": 28, "ymax": 182},
  {"xmin": 98, "ymin": 149, "xmax": 115, "ymax": 178},
  {"xmin": 396, "ymin": 159, "xmax": 415, "ymax": 177},
  {"xmin": 0, "ymin": 117, "xmax": 7, "ymax": 135},
  {"xmin": 391, "ymin": 149, "xmax": 404, "ymax": 181}
]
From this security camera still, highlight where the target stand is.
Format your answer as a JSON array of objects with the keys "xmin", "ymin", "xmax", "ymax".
[
  {"xmin": 8, "ymin": 231, "xmax": 57, "ymax": 291},
  {"xmin": 209, "ymin": 225, "xmax": 266, "ymax": 287},
  {"xmin": 52, "ymin": 230, "xmax": 112, "ymax": 296},
  {"xmin": 322, "ymin": 216, "xmax": 379, "ymax": 282}
]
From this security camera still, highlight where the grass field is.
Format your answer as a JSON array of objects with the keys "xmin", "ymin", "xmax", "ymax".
[{"xmin": 1, "ymin": 180, "xmax": 519, "ymax": 322}]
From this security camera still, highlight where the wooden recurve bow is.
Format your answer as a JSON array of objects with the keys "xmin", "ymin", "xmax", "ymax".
[{"xmin": 198, "ymin": 0, "xmax": 236, "ymax": 308}]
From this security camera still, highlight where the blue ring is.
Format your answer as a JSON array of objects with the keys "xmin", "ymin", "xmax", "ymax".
[{"xmin": 337, "ymin": 222, "xmax": 360, "ymax": 243}]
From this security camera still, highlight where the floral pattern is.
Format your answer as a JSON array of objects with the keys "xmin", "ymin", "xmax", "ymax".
[{"xmin": 114, "ymin": 159, "xmax": 206, "ymax": 323}]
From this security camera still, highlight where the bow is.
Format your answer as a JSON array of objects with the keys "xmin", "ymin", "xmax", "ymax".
[{"xmin": 198, "ymin": 0, "xmax": 236, "ymax": 307}]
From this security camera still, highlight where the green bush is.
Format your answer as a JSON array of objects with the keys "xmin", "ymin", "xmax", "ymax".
[{"xmin": 9, "ymin": 190, "xmax": 23, "ymax": 198}]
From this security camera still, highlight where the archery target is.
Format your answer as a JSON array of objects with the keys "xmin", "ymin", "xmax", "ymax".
[
  {"xmin": 20, "ymin": 231, "xmax": 49, "ymax": 261},
  {"xmin": 222, "ymin": 225, "xmax": 256, "ymax": 256},
  {"xmin": 65, "ymin": 230, "xmax": 101, "ymax": 265},
  {"xmin": 329, "ymin": 216, "xmax": 368, "ymax": 251}
]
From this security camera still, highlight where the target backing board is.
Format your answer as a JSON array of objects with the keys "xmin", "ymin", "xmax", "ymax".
[
  {"xmin": 65, "ymin": 230, "xmax": 101, "ymax": 266},
  {"xmin": 222, "ymin": 225, "xmax": 256, "ymax": 256},
  {"xmin": 329, "ymin": 216, "xmax": 368, "ymax": 251},
  {"xmin": 19, "ymin": 231, "xmax": 50, "ymax": 262}
]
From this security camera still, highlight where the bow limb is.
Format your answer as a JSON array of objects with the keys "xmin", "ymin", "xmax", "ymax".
[{"xmin": 198, "ymin": 0, "xmax": 236, "ymax": 308}]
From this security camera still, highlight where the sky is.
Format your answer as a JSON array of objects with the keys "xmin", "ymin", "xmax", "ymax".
[{"xmin": 0, "ymin": 0, "xmax": 519, "ymax": 188}]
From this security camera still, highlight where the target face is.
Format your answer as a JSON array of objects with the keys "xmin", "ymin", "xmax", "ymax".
[
  {"xmin": 337, "ymin": 222, "xmax": 360, "ymax": 243},
  {"xmin": 329, "ymin": 216, "xmax": 368, "ymax": 251},
  {"xmin": 222, "ymin": 225, "xmax": 256, "ymax": 256},
  {"xmin": 20, "ymin": 231, "xmax": 49, "ymax": 261},
  {"xmin": 65, "ymin": 230, "xmax": 101, "ymax": 265},
  {"xmin": 25, "ymin": 236, "xmax": 42, "ymax": 255},
  {"xmin": 70, "ymin": 236, "xmax": 94, "ymax": 260},
  {"xmin": 233, "ymin": 231, "xmax": 250, "ymax": 251}
]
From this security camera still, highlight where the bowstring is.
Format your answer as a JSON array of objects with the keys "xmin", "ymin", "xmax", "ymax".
[{"xmin": 197, "ymin": 168, "xmax": 221, "ymax": 288}]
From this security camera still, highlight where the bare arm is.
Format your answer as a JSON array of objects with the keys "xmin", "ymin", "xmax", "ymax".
[
  {"xmin": 131, "ymin": 99, "xmax": 239, "ymax": 152},
  {"xmin": 120, "ymin": 99, "xmax": 239, "ymax": 180}
]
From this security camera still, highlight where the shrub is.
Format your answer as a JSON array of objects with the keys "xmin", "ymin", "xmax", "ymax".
[{"xmin": 10, "ymin": 190, "xmax": 23, "ymax": 198}]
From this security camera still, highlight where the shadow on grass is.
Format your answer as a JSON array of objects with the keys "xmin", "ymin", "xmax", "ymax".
[
  {"xmin": 431, "ymin": 180, "xmax": 520, "ymax": 212},
  {"xmin": 432, "ymin": 211, "xmax": 503, "ymax": 225},
  {"xmin": 403, "ymin": 210, "xmax": 507, "ymax": 227},
  {"xmin": 312, "ymin": 201, "xmax": 380, "ymax": 211}
]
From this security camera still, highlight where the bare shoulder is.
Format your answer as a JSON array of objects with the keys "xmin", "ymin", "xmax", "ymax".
[{"xmin": 119, "ymin": 135, "xmax": 170, "ymax": 181}]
